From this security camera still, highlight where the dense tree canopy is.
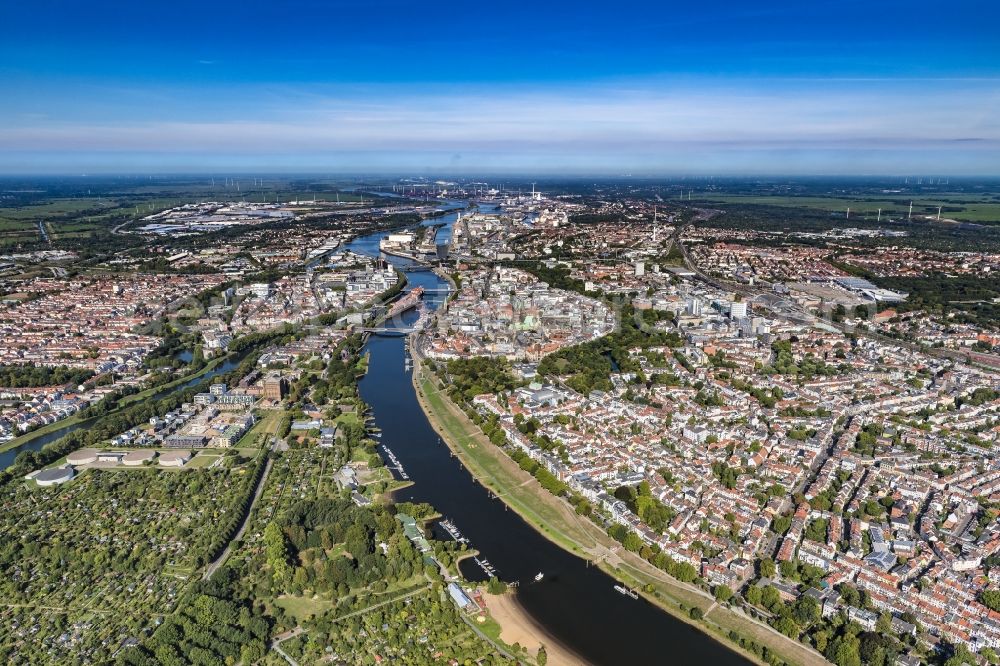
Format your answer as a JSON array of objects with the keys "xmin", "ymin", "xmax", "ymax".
[{"xmin": 0, "ymin": 364, "xmax": 94, "ymax": 388}]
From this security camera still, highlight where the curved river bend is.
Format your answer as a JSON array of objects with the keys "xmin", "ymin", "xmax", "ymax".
[
  {"xmin": 0, "ymin": 205, "xmax": 749, "ymax": 664},
  {"xmin": 349, "ymin": 208, "xmax": 749, "ymax": 665}
]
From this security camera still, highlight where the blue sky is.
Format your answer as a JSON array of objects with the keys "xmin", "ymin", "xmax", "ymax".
[{"xmin": 1, "ymin": 0, "xmax": 998, "ymax": 174}]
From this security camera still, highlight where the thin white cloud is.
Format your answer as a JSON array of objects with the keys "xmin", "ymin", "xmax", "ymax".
[{"xmin": 1, "ymin": 80, "xmax": 998, "ymax": 172}]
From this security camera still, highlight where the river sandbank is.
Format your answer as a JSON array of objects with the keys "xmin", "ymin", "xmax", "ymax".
[{"xmin": 483, "ymin": 592, "xmax": 585, "ymax": 666}]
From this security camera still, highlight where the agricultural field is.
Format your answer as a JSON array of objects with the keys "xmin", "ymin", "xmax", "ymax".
[
  {"xmin": 0, "ymin": 201, "xmax": 110, "ymax": 249},
  {"xmin": 0, "ymin": 173, "xmax": 416, "ymax": 255},
  {"xmin": 693, "ymin": 193, "xmax": 1000, "ymax": 224},
  {"xmin": 0, "ymin": 196, "xmax": 197, "ymax": 247},
  {"xmin": 0, "ymin": 218, "xmax": 41, "ymax": 248},
  {"xmin": 0, "ymin": 466, "xmax": 254, "ymax": 664}
]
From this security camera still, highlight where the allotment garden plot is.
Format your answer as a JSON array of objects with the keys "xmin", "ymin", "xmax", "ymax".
[{"xmin": 0, "ymin": 466, "xmax": 251, "ymax": 663}]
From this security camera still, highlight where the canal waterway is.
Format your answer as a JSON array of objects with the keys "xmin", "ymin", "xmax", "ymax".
[
  {"xmin": 348, "ymin": 209, "xmax": 749, "ymax": 665},
  {"xmin": 1, "ymin": 202, "xmax": 751, "ymax": 664},
  {"xmin": 0, "ymin": 199, "xmax": 463, "ymax": 472},
  {"xmin": 0, "ymin": 354, "xmax": 246, "ymax": 471}
]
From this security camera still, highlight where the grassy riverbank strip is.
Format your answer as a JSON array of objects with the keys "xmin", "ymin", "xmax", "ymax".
[
  {"xmin": 412, "ymin": 357, "xmax": 828, "ymax": 666},
  {"xmin": 118, "ymin": 353, "xmax": 232, "ymax": 407},
  {"xmin": 0, "ymin": 412, "xmax": 93, "ymax": 454},
  {"xmin": 415, "ymin": 372, "xmax": 598, "ymax": 556}
]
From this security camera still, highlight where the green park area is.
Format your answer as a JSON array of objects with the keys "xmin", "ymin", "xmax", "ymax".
[{"xmin": 0, "ymin": 465, "xmax": 259, "ymax": 664}]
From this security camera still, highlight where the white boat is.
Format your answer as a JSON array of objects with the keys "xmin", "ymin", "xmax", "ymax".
[
  {"xmin": 438, "ymin": 519, "xmax": 469, "ymax": 544},
  {"xmin": 381, "ymin": 447, "xmax": 409, "ymax": 480},
  {"xmin": 474, "ymin": 557, "xmax": 496, "ymax": 577},
  {"xmin": 613, "ymin": 584, "xmax": 639, "ymax": 599},
  {"xmin": 534, "ymin": 572, "xmax": 544, "ymax": 582}
]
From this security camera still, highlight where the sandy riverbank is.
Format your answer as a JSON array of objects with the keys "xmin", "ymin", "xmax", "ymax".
[{"xmin": 483, "ymin": 592, "xmax": 586, "ymax": 666}]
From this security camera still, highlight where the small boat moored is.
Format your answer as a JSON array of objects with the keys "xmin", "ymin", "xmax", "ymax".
[{"xmin": 614, "ymin": 584, "xmax": 639, "ymax": 599}]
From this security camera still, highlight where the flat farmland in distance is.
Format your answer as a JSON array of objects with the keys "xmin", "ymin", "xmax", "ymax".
[
  {"xmin": 695, "ymin": 193, "xmax": 1000, "ymax": 223},
  {"xmin": 0, "ymin": 198, "xmax": 117, "ymax": 220},
  {"xmin": 0, "ymin": 196, "xmax": 190, "ymax": 243},
  {"xmin": 0, "ymin": 218, "xmax": 38, "ymax": 231},
  {"xmin": 0, "ymin": 198, "xmax": 117, "ymax": 242}
]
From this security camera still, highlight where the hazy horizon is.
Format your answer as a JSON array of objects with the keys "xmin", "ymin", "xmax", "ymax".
[{"xmin": 2, "ymin": 0, "xmax": 998, "ymax": 174}]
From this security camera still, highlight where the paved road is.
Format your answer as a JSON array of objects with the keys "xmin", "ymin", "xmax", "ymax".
[
  {"xmin": 111, "ymin": 219, "xmax": 134, "ymax": 235},
  {"xmin": 327, "ymin": 584, "xmax": 432, "ymax": 624},
  {"xmin": 271, "ymin": 641, "xmax": 298, "ymax": 666},
  {"xmin": 270, "ymin": 626, "xmax": 305, "ymax": 666},
  {"xmin": 203, "ymin": 452, "xmax": 274, "ymax": 581}
]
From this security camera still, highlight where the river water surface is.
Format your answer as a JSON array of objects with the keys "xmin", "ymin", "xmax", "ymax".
[
  {"xmin": 2, "ymin": 205, "xmax": 751, "ymax": 664},
  {"xmin": 0, "ymin": 354, "xmax": 246, "ymax": 471},
  {"xmin": 348, "ymin": 208, "xmax": 749, "ymax": 665}
]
